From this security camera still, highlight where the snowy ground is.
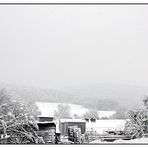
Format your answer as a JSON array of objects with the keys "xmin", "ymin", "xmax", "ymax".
[
  {"xmin": 90, "ymin": 138, "xmax": 148, "ymax": 143},
  {"xmin": 36, "ymin": 101, "xmax": 115, "ymax": 118},
  {"xmin": 86, "ymin": 119, "xmax": 126, "ymax": 134},
  {"xmin": 114, "ymin": 138, "xmax": 148, "ymax": 143}
]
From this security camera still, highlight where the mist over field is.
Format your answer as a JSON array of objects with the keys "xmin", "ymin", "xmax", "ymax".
[
  {"xmin": 0, "ymin": 82, "xmax": 147, "ymax": 113},
  {"xmin": 0, "ymin": 5, "xmax": 148, "ymax": 115}
]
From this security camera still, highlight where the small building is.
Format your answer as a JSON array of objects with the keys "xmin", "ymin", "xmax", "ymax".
[
  {"xmin": 37, "ymin": 121, "xmax": 56, "ymax": 143},
  {"xmin": 59, "ymin": 119, "xmax": 86, "ymax": 136}
]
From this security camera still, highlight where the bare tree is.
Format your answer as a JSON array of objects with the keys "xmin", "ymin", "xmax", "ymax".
[
  {"xmin": 73, "ymin": 114, "xmax": 81, "ymax": 119},
  {"xmin": 54, "ymin": 104, "xmax": 71, "ymax": 119},
  {"xmin": 112, "ymin": 106, "xmax": 127, "ymax": 119},
  {"xmin": 143, "ymin": 95, "xmax": 148, "ymax": 109},
  {"xmin": 82, "ymin": 108, "xmax": 99, "ymax": 121}
]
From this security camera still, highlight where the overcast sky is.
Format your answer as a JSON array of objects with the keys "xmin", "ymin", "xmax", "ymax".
[{"xmin": 0, "ymin": 5, "xmax": 148, "ymax": 89}]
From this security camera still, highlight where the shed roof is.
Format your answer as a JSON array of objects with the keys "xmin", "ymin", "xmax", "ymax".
[
  {"xmin": 38, "ymin": 115, "xmax": 54, "ymax": 118},
  {"xmin": 60, "ymin": 119, "xmax": 86, "ymax": 123},
  {"xmin": 37, "ymin": 121, "xmax": 56, "ymax": 124}
]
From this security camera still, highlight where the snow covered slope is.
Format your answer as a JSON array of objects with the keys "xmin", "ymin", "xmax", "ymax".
[{"xmin": 36, "ymin": 102, "xmax": 115, "ymax": 118}]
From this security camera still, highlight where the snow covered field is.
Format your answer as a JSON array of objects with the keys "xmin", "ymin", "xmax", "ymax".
[
  {"xmin": 91, "ymin": 138, "xmax": 148, "ymax": 143},
  {"xmin": 86, "ymin": 119, "xmax": 126, "ymax": 134},
  {"xmin": 36, "ymin": 102, "xmax": 115, "ymax": 118},
  {"xmin": 114, "ymin": 138, "xmax": 148, "ymax": 143}
]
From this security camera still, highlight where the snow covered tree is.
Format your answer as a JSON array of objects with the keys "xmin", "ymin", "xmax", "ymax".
[
  {"xmin": 25, "ymin": 101, "xmax": 41, "ymax": 120},
  {"xmin": 124, "ymin": 96, "xmax": 148, "ymax": 139},
  {"xmin": 0, "ymin": 88, "xmax": 44, "ymax": 144}
]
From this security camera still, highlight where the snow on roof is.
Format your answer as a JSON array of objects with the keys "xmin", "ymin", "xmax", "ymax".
[
  {"xmin": 60, "ymin": 119, "xmax": 86, "ymax": 123},
  {"xmin": 36, "ymin": 121, "xmax": 55, "ymax": 124},
  {"xmin": 38, "ymin": 115, "xmax": 54, "ymax": 118}
]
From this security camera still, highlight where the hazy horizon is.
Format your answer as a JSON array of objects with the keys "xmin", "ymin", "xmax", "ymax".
[{"xmin": 0, "ymin": 5, "xmax": 148, "ymax": 90}]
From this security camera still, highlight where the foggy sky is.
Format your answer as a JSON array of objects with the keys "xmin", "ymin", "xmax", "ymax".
[{"xmin": 0, "ymin": 5, "xmax": 148, "ymax": 89}]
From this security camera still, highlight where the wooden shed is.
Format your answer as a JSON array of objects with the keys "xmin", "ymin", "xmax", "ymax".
[
  {"xmin": 37, "ymin": 121, "xmax": 56, "ymax": 143},
  {"xmin": 59, "ymin": 119, "xmax": 86, "ymax": 136}
]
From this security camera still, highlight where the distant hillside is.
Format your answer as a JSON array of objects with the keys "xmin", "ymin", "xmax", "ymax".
[
  {"xmin": 64, "ymin": 82, "xmax": 148, "ymax": 109},
  {"xmin": 0, "ymin": 82, "xmax": 147, "ymax": 112}
]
